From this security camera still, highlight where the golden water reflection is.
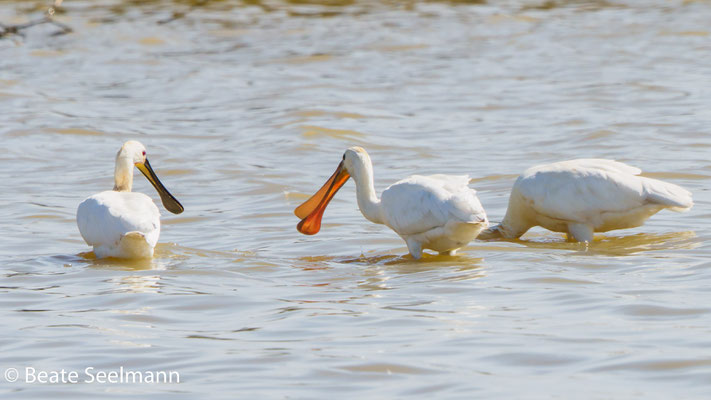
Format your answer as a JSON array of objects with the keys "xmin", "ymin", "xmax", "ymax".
[{"xmin": 479, "ymin": 230, "xmax": 699, "ymax": 256}]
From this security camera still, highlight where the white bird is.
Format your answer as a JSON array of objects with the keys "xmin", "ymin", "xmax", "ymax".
[
  {"xmin": 294, "ymin": 147, "xmax": 488, "ymax": 259},
  {"xmin": 479, "ymin": 159, "xmax": 693, "ymax": 242},
  {"xmin": 77, "ymin": 141, "xmax": 184, "ymax": 259}
]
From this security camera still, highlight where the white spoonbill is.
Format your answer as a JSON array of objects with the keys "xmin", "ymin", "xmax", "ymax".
[
  {"xmin": 479, "ymin": 159, "xmax": 693, "ymax": 242},
  {"xmin": 294, "ymin": 147, "xmax": 488, "ymax": 259},
  {"xmin": 77, "ymin": 141, "xmax": 184, "ymax": 259}
]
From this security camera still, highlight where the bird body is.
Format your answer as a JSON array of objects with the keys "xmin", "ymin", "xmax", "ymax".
[
  {"xmin": 295, "ymin": 147, "xmax": 488, "ymax": 259},
  {"xmin": 77, "ymin": 191, "xmax": 160, "ymax": 258},
  {"xmin": 77, "ymin": 141, "xmax": 183, "ymax": 259},
  {"xmin": 481, "ymin": 159, "xmax": 693, "ymax": 242},
  {"xmin": 379, "ymin": 174, "xmax": 488, "ymax": 257}
]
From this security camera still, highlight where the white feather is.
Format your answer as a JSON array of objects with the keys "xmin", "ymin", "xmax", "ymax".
[
  {"xmin": 77, "ymin": 191, "xmax": 160, "ymax": 258},
  {"xmin": 381, "ymin": 175, "xmax": 486, "ymax": 236},
  {"xmin": 482, "ymin": 159, "xmax": 693, "ymax": 242}
]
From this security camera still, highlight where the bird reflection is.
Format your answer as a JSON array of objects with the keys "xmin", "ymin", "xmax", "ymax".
[{"xmin": 478, "ymin": 230, "xmax": 698, "ymax": 256}]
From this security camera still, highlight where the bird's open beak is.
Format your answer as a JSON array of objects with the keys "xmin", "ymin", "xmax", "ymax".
[
  {"xmin": 295, "ymin": 160, "xmax": 350, "ymax": 235},
  {"xmin": 136, "ymin": 158, "xmax": 184, "ymax": 214}
]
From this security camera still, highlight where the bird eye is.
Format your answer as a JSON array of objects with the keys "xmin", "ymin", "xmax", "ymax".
[
  {"xmin": 342, "ymin": 153, "xmax": 346, "ymax": 160},
  {"xmin": 142, "ymin": 151, "xmax": 146, "ymax": 156}
]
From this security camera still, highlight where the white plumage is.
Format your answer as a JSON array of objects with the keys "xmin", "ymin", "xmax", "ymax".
[
  {"xmin": 77, "ymin": 141, "xmax": 183, "ymax": 259},
  {"xmin": 78, "ymin": 191, "xmax": 160, "ymax": 258},
  {"xmin": 480, "ymin": 158, "xmax": 693, "ymax": 242},
  {"xmin": 380, "ymin": 174, "xmax": 488, "ymax": 256},
  {"xmin": 295, "ymin": 147, "xmax": 488, "ymax": 259}
]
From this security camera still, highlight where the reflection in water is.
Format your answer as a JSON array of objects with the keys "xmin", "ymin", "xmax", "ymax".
[
  {"xmin": 110, "ymin": 275, "xmax": 162, "ymax": 293},
  {"xmin": 80, "ymin": 250, "xmax": 167, "ymax": 270},
  {"xmin": 292, "ymin": 252, "xmax": 486, "ymax": 292},
  {"xmin": 480, "ymin": 231, "xmax": 699, "ymax": 256},
  {"xmin": 298, "ymin": 251, "xmax": 484, "ymax": 269}
]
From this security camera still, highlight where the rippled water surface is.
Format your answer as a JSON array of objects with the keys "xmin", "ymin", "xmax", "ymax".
[{"xmin": 2, "ymin": 0, "xmax": 711, "ymax": 398}]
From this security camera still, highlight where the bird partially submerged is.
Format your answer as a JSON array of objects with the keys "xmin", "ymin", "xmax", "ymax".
[
  {"xmin": 480, "ymin": 159, "xmax": 693, "ymax": 242},
  {"xmin": 77, "ymin": 141, "xmax": 183, "ymax": 258},
  {"xmin": 295, "ymin": 147, "xmax": 488, "ymax": 259}
]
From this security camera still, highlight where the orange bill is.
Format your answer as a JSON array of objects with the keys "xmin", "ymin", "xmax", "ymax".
[{"xmin": 295, "ymin": 161, "xmax": 350, "ymax": 235}]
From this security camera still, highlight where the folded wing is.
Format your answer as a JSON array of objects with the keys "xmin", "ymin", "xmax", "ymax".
[{"xmin": 380, "ymin": 174, "xmax": 487, "ymax": 236}]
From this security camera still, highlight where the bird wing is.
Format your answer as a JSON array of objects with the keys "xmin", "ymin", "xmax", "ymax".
[
  {"xmin": 555, "ymin": 159, "xmax": 642, "ymax": 176},
  {"xmin": 77, "ymin": 191, "xmax": 160, "ymax": 248},
  {"xmin": 380, "ymin": 174, "xmax": 487, "ymax": 236}
]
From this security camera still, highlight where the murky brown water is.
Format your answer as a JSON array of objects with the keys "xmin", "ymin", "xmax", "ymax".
[{"xmin": 2, "ymin": 0, "xmax": 711, "ymax": 398}]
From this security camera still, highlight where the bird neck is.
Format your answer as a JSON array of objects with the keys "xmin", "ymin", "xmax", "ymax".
[
  {"xmin": 350, "ymin": 159, "xmax": 383, "ymax": 225},
  {"xmin": 496, "ymin": 191, "xmax": 532, "ymax": 238},
  {"xmin": 113, "ymin": 156, "xmax": 134, "ymax": 192}
]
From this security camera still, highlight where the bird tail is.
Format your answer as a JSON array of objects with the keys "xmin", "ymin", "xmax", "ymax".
[{"xmin": 642, "ymin": 177, "xmax": 693, "ymax": 212}]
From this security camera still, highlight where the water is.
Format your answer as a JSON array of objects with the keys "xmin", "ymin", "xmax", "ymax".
[{"xmin": 1, "ymin": 0, "xmax": 711, "ymax": 398}]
